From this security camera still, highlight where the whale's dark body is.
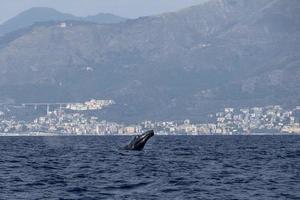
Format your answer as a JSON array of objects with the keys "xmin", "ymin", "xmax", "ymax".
[{"xmin": 123, "ymin": 130, "xmax": 154, "ymax": 151}]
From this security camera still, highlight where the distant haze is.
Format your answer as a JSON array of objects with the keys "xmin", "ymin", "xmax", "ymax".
[
  {"xmin": 0, "ymin": 0, "xmax": 299, "ymax": 121},
  {"xmin": 0, "ymin": 0, "xmax": 208, "ymax": 24}
]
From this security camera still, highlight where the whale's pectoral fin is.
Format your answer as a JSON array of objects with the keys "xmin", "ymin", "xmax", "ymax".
[{"xmin": 123, "ymin": 130, "xmax": 154, "ymax": 151}]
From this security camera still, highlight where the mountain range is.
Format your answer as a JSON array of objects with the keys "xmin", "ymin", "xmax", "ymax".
[
  {"xmin": 0, "ymin": 0, "xmax": 299, "ymax": 122},
  {"xmin": 0, "ymin": 7, "xmax": 127, "ymax": 36}
]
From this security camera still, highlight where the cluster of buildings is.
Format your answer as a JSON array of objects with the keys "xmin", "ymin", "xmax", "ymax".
[
  {"xmin": 66, "ymin": 99, "xmax": 115, "ymax": 111},
  {"xmin": 0, "ymin": 104, "xmax": 300, "ymax": 135},
  {"xmin": 136, "ymin": 105, "xmax": 300, "ymax": 135},
  {"xmin": 207, "ymin": 105, "xmax": 300, "ymax": 134}
]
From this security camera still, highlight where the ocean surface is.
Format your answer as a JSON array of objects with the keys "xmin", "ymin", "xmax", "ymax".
[{"xmin": 0, "ymin": 135, "xmax": 299, "ymax": 200}]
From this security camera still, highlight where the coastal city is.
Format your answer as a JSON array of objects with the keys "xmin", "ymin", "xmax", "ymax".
[{"xmin": 0, "ymin": 99, "xmax": 300, "ymax": 135}]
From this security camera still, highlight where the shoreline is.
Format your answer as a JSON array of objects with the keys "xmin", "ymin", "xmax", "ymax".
[{"xmin": 0, "ymin": 133, "xmax": 299, "ymax": 137}]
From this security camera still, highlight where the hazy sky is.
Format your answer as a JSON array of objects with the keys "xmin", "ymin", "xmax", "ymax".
[{"xmin": 0, "ymin": 0, "xmax": 208, "ymax": 23}]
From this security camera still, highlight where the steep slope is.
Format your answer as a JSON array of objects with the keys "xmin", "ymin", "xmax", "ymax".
[{"xmin": 0, "ymin": 0, "xmax": 299, "ymax": 121}]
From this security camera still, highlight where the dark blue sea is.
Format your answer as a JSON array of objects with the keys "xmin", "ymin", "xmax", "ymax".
[{"xmin": 0, "ymin": 135, "xmax": 299, "ymax": 200}]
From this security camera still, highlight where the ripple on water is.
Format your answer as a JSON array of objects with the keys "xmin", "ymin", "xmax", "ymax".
[{"xmin": 0, "ymin": 136, "xmax": 299, "ymax": 200}]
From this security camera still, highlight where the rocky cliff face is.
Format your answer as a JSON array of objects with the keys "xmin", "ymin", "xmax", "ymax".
[{"xmin": 0, "ymin": 0, "xmax": 299, "ymax": 121}]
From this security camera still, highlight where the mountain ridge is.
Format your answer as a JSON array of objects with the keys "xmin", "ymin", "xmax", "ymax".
[
  {"xmin": 0, "ymin": 0, "xmax": 299, "ymax": 122},
  {"xmin": 0, "ymin": 7, "xmax": 127, "ymax": 36}
]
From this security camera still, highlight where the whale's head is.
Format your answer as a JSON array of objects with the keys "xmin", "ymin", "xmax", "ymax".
[{"xmin": 124, "ymin": 130, "xmax": 154, "ymax": 151}]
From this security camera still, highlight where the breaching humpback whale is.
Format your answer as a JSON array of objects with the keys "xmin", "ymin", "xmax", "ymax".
[{"xmin": 123, "ymin": 130, "xmax": 154, "ymax": 151}]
